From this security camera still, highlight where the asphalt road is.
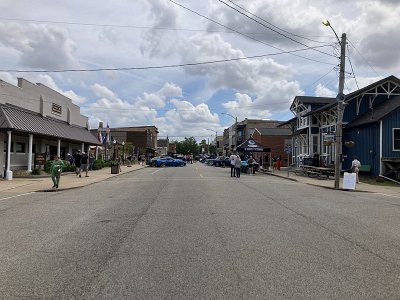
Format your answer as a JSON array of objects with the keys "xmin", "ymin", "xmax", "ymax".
[{"xmin": 1, "ymin": 163, "xmax": 400, "ymax": 299}]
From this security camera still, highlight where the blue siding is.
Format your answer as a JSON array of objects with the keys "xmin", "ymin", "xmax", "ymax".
[
  {"xmin": 343, "ymin": 125, "xmax": 380, "ymax": 176},
  {"xmin": 382, "ymin": 109, "xmax": 400, "ymax": 157}
]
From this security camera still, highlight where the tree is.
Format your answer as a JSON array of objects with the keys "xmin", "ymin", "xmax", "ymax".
[{"xmin": 175, "ymin": 137, "xmax": 199, "ymax": 154}]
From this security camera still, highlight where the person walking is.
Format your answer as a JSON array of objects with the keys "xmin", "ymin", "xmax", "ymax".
[
  {"xmin": 73, "ymin": 150, "xmax": 83, "ymax": 177},
  {"xmin": 277, "ymin": 155, "xmax": 282, "ymax": 171},
  {"xmin": 234, "ymin": 154, "xmax": 242, "ymax": 178},
  {"xmin": 50, "ymin": 155, "xmax": 64, "ymax": 189},
  {"xmin": 229, "ymin": 152, "xmax": 236, "ymax": 177},
  {"xmin": 81, "ymin": 152, "xmax": 89, "ymax": 177},
  {"xmin": 247, "ymin": 155, "xmax": 255, "ymax": 175},
  {"xmin": 351, "ymin": 156, "xmax": 361, "ymax": 183}
]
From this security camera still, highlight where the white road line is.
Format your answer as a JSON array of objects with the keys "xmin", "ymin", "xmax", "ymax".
[
  {"xmin": 151, "ymin": 169, "xmax": 162, "ymax": 175},
  {"xmin": 0, "ymin": 192, "xmax": 36, "ymax": 201},
  {"xmin": 200, "ymin": 174, "xmax": 203, "ymax": 178}
]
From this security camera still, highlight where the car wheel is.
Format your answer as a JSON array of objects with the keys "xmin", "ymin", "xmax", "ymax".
[
  {"xmin": 180, "ymin": 162, "xmax": 184, "ymax": 167},
  {"xmin": 160, "ymin": 163, "xmax": 166, "ymax": 167}
]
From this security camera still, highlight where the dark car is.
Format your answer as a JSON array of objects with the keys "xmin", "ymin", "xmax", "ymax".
[{"xmin": 213, "ymin": 156, "xmax": 230, "ymax": 167}]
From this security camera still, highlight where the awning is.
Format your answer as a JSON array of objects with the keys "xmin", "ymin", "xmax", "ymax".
[
  {"xmin": 0, "ymin": 104, "xmax": 102, "ymax": 145},
  {"xmin": 236, "ymin": 137, "xmax": 271, "ymax": 152}
]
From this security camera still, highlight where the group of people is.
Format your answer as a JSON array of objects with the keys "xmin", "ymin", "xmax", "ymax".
[
  {"xmin": 50, "ymin": 150, "xmax": 92, "ymax": 189},
  {"xmin": 228, "ymin": 153, "xmax": 256, "ymax": 178}
]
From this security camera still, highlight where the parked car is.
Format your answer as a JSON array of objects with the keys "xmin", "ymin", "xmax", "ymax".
[
  {"xmin": 150, "ymin": 155, "xmax": 173, "ymax": 167},
  {"xmin": 241, "ymin": 160, "xmax": 260, "ymax": 173},
  {"xmin": 213, "ymin": 156, "xmax": 230, "ymax": 167},
  {"xmin": 153, "ymin": 157, "xmax": 186, "ymax": 167}
]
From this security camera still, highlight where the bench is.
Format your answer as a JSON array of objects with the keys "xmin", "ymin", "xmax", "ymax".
[{"xmin": 359, "ymin": 165, "xmax": 371, "ymax": 173}]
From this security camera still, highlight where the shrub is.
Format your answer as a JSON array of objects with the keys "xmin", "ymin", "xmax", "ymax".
[{"xmin": 31, "ymin": 168, "xmax": 41, "ymax": 175}]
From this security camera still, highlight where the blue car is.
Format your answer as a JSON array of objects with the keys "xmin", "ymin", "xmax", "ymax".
[{"xmin": 153, "ymin": 157, "xmax": 186, "ymax": 167}]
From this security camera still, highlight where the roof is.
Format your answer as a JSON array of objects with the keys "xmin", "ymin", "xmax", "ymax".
[
  {"xmin": 256, "ymin": 127, "xmax": 292, "ymax": 136},
  {"xmin": 345, "ymin": 75, "xmax": 400, "ymax": 102},
  {"xmin": 290, "ymin": 96, "xmax": 335, "ymax": 110},
  {"xmin": 346, "ymin": 95, "xmax": 400, "ymax": 128},
  {"xmin": 0, "ymin": 104, "xmax": 101, "ymax": 145}
]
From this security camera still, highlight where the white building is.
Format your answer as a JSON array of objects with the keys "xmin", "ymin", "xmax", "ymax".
[{"xmin": 0, "ymin": 78, "xmax": 100, "ymax": 179}]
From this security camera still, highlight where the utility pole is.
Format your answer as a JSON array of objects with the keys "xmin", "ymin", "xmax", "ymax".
[
  {"xmin": 323, "ymin": 20, "xmax": 346, "ymax": 189},
  {"xmin": 334, "ymin": 33, "xmax": 347, "ymax": 189}
]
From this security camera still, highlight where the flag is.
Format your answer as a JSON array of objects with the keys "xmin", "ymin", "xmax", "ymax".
[
  {"xmin": 98, "ymin": 130, "xmax": 103, "ymax": 143},
  {"xmin": 106, "ymin": 123, "xmax": 111, "ymax": 144}
]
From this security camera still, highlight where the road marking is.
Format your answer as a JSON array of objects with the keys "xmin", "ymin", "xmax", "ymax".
[
  {"xmin": 200, "ymin": 173, "xmax": 203, "ymax": 178},
  {"xmin": 0, "ymin": 192, "xmax": 36, "ymax": 201},
  {"xmin": 151, "ymin": 169, "xmax": 162, "ymax": 175}
]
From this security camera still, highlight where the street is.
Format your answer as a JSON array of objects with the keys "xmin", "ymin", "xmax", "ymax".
[{"xmin": 1, "ymin": 163, "xmax": 400, "ymax": 299}]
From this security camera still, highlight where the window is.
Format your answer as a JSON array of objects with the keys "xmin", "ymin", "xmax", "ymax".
[
  {"xmin": 394, "ymin": 128, "xmax": 400, "ymax": 151},
  {"xmin": 52, "ymin": 103, "xmax": 62, "ymax": 115},
  {"xmin": 16, "ymin": 142, "xmax": 26, "ymax": 153},
  {"xmin": 3, "ymin": 141, "xmax": 14, "ymax": 152}
]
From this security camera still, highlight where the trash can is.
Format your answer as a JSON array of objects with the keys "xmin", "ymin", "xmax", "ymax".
[{"xmin": 111, "ymin": 163, "xmax": 120, "ymax": 174}]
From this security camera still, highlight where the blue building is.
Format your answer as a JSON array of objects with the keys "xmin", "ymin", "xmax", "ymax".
[{"xmin": 287, "ymin": 75, "xmax": 400, "ymax": 181}]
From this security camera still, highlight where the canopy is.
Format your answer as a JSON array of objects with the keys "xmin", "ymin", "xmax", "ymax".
[{"xmin": 236, "ymin": 137, "xmax": 271, "ymax": 152}]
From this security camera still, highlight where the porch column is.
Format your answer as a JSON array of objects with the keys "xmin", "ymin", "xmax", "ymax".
[
  {"xmin": 27, "ymin": 134, "xmax": 33, "ymax": 172},
  {"xmin": 81, "ymin": 143, "xmax": 85, "ymax": 153},
  {"xmin": 379, "ymin": 120, "xmax": 383, "ymax": 175},
  {"xmin": 57, "ymin": 139, "xmax": 61, "ymax": 158},
  {"xmin": 5, "ymin": 131, "xmax": 13, "ymax": 180}
]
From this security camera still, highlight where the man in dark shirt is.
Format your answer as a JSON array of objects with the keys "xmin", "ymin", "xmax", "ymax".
[{"xmin": 73, "ymin": 150, "xmax": 82, "ymax": 177}]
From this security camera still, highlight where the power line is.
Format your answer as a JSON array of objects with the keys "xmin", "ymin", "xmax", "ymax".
[
  {"xmin": 347, "ymin": 39, "xmax": 381, "ymax": 78},
  {"xmin": 0, "ymin": 46, "xmax": 336, "ymax": 73},
  {"xmin": 168, "ymin": 0, "xmax": 336, "ymax": 65},
  {"xmin": 225, "ymin": 0, "xmax": 329, "ymax": 45},
  {"xmin": 217, "ymin": 0, "xmax": 334, "ymax": 58},
  {"xmin": 346, "ymin": 44, "xmax": 359, "ymax": 90}
]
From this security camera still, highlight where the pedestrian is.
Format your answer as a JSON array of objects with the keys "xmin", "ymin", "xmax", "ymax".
[
  {"xmin": 351, "ymin": 156, "xmax": 361, "ymax": 183},
  {"xmin": 247, "ymin": 155, "xmax": 255, "ymax": 175},
  {"xmin": 73, "ymin": 150, "xmax": 82, "ymax": 177},
  {"xmin": 234, "ymin": 154, "xmax": 242, "ymax": 178},
  {"xmin": 140, "ymin": 154, "xmax": 146, "ymax": 166},
  {"xmin": 229, "ymin": 152, "xmax": 236, "ymax": 177},
  {"xmin": 66, "ymin": 153, "xmax": 73, "ymax": 165},
  {"xmin": 50, "ymin": 155, "xmax": 64, "ymax": 189},
  {"xmin": 277, "ymin": 155, "xmax": 282, "ymax": 170},
  {"xmin": 81, "ymin": 151, "xmax": 89, "ymax": 177},
  {"xmin": 89, "ymin": 152, "xmax": 95, "ymax": 170}
]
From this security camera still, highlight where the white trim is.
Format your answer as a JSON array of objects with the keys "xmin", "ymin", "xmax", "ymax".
[{"xmin": 380, "ymin": 121, "xmax": 383, "ymax": 174}]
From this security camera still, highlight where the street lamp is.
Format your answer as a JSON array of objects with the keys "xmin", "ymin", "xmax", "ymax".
[
  {"xmin": 113, "ymin": 139, "xmax": 117, "ymax": 161},
  {"xmin": 323, "ymin": 19, "xmax": 347, "ymax": 189},
  {"xmin": 121, "ymin": 141, "xmax": 125, "ymax": 164},
  {"xmin": 206, "ymin": 129, "xmax": 218, "ymax": 156},
  {"xmin": 220, "ymin": 112, "xmax": 237, "ymax": 150}
]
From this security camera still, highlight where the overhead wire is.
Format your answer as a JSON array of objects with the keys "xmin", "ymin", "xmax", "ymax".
[
  {"xmin": 225, "ymin": 0, "xmax": 329, "ymax": 45},
  {"xmin": 168, "ymin": 0, "xmax": 336, "ymax": 65},
  {"xmin": 347, "ymin": 39, "xmax": 381, "ymax": 78},
  {"xmin": 0, "ymin": 46, "xmax": 336, "ymax": 73},
  {"xmin": 217, "ymin": 0, "xmax": 335, "ymax": 57},
  {"xmin": 346, "ymin": 43, "xmax": 359, "ymax": 90}
]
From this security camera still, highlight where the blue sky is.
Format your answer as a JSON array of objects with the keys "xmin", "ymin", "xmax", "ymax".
[{"xmin": 0, "ymin": 0, "xmax": 399, "ymax": 142}]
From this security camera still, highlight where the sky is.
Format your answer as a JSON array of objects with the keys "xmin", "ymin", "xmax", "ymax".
[{"xmin": 0, "ymin": 0, "xmax": 399, "ymax": 142}]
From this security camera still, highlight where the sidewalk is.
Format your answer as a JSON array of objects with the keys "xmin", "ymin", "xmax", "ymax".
[
  {"xmin": 261, "ymin": 167, "xmax": 400, "ymax": 196},
  {"xmin": 0, "ymin": 164, "xmax": 147, "ymax": 196}
]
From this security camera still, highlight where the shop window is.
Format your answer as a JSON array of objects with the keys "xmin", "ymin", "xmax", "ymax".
[
  {"xmin": 394, "ymin": 128, "xmax": 400, "ymax": 151},
  {"xmin": 16, "ymin": 142, "xmax": 26, "ymax": 153},
  {"xmin": 3, "ymin": 141, "xmax": 14, "ymax": 152}
]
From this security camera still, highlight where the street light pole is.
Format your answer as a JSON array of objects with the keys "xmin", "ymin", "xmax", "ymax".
[
  {"xmin": 206, "ymin": 129, "xmax": 218, "ymax": 156},
  {"xmin": 221, "ymin": 112, "xmax": 237, "ymax": 150},
  {"xmin": 323, "ymin": 20, "xmax": 346, "ymax": 189}
]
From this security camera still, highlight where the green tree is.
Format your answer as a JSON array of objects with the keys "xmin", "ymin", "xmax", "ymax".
[{"xmin": 175, "ymin": 137, "xmax": 199, "ymax": 154}]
